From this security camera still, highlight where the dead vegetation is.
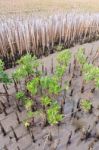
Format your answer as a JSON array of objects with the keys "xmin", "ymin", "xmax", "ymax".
[{"xmin": 0, "ymin": 13, "xmax": 99, "ymax": 68}]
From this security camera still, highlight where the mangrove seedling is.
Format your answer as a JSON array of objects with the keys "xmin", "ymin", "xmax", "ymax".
[
  {"xmin": 0, "ymin": 59, "xmax": 11, "ymax": 105},
  {"xmin": 16, "ymin": 91, "xmax": 25, "ymax": 101},
  {"xmin": 24, "ymin": 120, "xmax": 30, "ymax": 128},
  {"xmin": 55, "ymin": 65, "xmax": 66, "ymax": 80},
  {"xmin": 40, "ymin": 76, "xmax": 61, "ymax": 95},
  {"xmin": 0, "ymin": 59, "xmax": 10, "ymax": 84},
  {"xmin": 27, "ymin": 77, "xmax": 40, "ymax": 95},
  {"xmin": 80, "ymin": 99, "xmax": 92, "ymax": 112},
  {"xmin": 41, "ymin": 96, "xmax": 52, "ymax": 107},
  {"xmin": 12, "ymin": 54, "xmax": 39, "ymax": 82},
  {"xmin": 24, "ymin": 99, "xmax": 33, "ymax": 110},
  {"xmin": 17, "ymin": 54, "xmax": 39, "ymax": 76},
  {"xmin": 16, "ymin": 91, "xmax": 26, "ymax": 112},
  {"xmin": 76, "ymin": 48, "xmax": 86, "ymax": 65},
  {"xmin": 57, "ymin": 49, "xmax": 71, "ymax": 66},
  {"xmin": 47, "ymin": 101, "xmax": 63, "ymax": 125}
]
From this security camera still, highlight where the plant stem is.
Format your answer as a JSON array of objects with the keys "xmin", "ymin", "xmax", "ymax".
[
  {"xmin": 0, "ymin": 122, "xmax": 7, "ymax": 136},
  {"xmin": 11, "ymin": 126, "xmax": 19, "ymax": 141},
  {"xmin": 0, "ymin": 101, "xmax": 7, "ymax": 116},
  {"xmin": 15, "ymin": 112, "xmax": 21, "ymax": 124},
  {"xmin": 3, "ymin": 84, "xmax": 10, "ymax": 106}
]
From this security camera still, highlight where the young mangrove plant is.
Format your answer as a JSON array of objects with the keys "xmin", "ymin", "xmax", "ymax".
[
  {"xmin": 0, "ymin": 60, "xmax": 11, "ymax": 84},
  {"xmin": 27, "ymin": 77, "xmax": 40, "ymax": 95},
  {"xmin": 76, "ymin": 48, "xmax": 86, "ymax": 67},
  {"xmin": 12, "ymin": 54, "xmax": 39, "ymax": 89},
  {"xmin": 57, "ymin": 49, "xmax": 71, "ymax": 66},
  {"xmin": 83, "ymin": 63, "xmax": 99, "ymax": 90},
  {"xmin": 47, "ymin": 101, "xmax": 63, "ymax": 125},
  {"xmin": 0, "ymin": 59, "xmax": 11, "ymax": 106},
  {"xmin": 80, "ymin": 99, "xmax": 92, "ymax": 112},
  {"xmin": 40, "ymin": 76, "xmax": 61, "ymax": 95}
]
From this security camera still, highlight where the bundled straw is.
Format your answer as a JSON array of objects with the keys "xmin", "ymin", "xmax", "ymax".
[{"xmin": 0, "ymin": 12, "xmax": 99, "ymax": 68}]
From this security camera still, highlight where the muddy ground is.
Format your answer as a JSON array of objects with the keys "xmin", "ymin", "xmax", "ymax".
[{"xmin": 0, "ymin": 40, "xmax": 99, "ymax": 150}]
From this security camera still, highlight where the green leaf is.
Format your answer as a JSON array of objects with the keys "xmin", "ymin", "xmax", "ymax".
[
  {"xmin": 57, "ymin": 49, "xmax": 71, "ymax": 66},
  {"xmin": 76, "ymin": 48, "xmax": 86, "ymax": 65},
  {"xmin": 41, "ymin": 96, "xmax": 52, "ymax": 106},
  {"xmin": 16, "ymin": 91, "xmax": 25, "ymax": 100},
  {"xmin": 47, "ymin": 101, "xmax": 63, "ymax": 125},
  {"xmin": 27, "ymin": 111, "xmax": 34, "ymax": 118},
  {"xmin": 80, "ymin": 99, "xmax": 92, "ymax": 112},
  {"xmin": 55, "ymin": 65, "xmax": 66, "ymax": 79},
  {"xmin": 13, "ymin": 54, "xmax": 39, "ymax": 81},
  {"xmin": 25, "ymin": 99, "xmax": 33, "ymax": 110},
  {"xmin": 0, "ymin": 59, "xmax": 4, "ymax": 71},
  {"xmin": 27, "ymin": 77, "xmax": 39, "ymax": 95},
  {"xmin": 0, "ymin": 71, "xmax": 11, "ymax": 84}
]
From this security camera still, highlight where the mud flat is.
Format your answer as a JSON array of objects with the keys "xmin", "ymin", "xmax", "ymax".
[{"xmin": 0, "ymin": 40, "xmax": 99, "ymax": 150}]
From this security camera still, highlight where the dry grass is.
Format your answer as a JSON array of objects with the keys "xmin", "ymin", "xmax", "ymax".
[
  {"xmin": 0, "ymin": 12, "xmax": 99, "ymax": 61},
  {"xmin": 0, "ymin": 0, "xmax": 99, "ymax": 15},
  {"xmin": 0, "ymin": 0, "xmax": 99, "ymax": 65}
]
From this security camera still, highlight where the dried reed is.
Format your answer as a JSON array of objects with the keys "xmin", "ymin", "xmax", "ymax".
[{"xmin": 0, "ymin": 12, "xmax": 99, "ymax": 67}]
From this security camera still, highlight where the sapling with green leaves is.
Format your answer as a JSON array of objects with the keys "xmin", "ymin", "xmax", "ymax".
[
  {"xmin": 57, "ymin": 49, "xmax": 71, "ymax": 66},
  {"xmin": 12, "ymin": 54, "xmax": 39, "ymax": 92},
  {"xmin": 0, "ymin": 59, "xmax": 11, "ymax": 84},
  {"xmin": 76, "ymin": 48, "xmax": 87, "ymax": 66},
  {"xmin": 16, "ymin": 91, "xmax": 25, "ymax": 101},
  {"xmin": 16, "ymin": 91, "xmax": 34, "ymax": 109},
  {"xmin": 55, "ymin": 49, "xmax": 71, "ymax": 86},
  {"xmin": 40, "ymin": 76, "xmax": 61, "ymax": 96},
  {"xmin": 24, "ymin": 98, "xmax": 33, "ymax": 110},
  {"xmin": 55, "ymin": 65, "xmax": 66, "ymax": 79},
  {"xmin": 16, "ymin": 91, "xmax": 26, "ymax": 112},
  {"xmin": 83, "ymin": 63, "xmax": 99, "ymax": 91},
  {"xmin": 17, "ymin": 54, "xmax": 39, "ymax": 77},
  {"xmin": 41, "ymin": 96, "xmax": 52, "ymax": 108},
  {"xmin": 27, "ymin": 77, "xmax": 40, "ymax": 95},
  {"xmin": 0, "ymin": 59, "xmax": 11, "ymax": 106},
  {"xmin": 80, "ymin": 99, "xmax": 92, "ymax": 112},
  {"xmin": 16, "ymin": 91, "xmax": 35, "ymax": 124},
  {"xmin": 47, "ymin": 101, "xmax": 63, "ymax": 125}
]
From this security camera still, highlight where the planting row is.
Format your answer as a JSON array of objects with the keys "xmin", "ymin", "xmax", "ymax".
[
  {"xmin": 0, "ymin": 48, "xmax": 99, "ymax": 147},
  {"xmin": 0, "ymin": 48, "xmax": 99, "ymax": 128}
]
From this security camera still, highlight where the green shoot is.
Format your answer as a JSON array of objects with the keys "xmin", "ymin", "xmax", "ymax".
[
  {"xmin": 80, "ymin": 99, "xmax": 92, "ymax": 112},
  {"xmin": 41, "ymin": 96, "xmax": 52, "ymax": 107},
  {"xmin": 0, "ymin": 59, "xmax": 11, "ymax": 84},
  {"xmin": 55, "ymin": 65, "xmax": 66, "ymax": 79},
  {"xmin": 57, "ymin": 49, "xmax": 71, "ymax": 66},
  {"xmin": 23, "ymin": 120, "xmax": 30, "ymax": 128},
  {"xmin": 40, "ymin": 76, "xmax": 61, "ymax": 94},
  {"xmin": 12, "ymin": 54, "xmax": 39, "ymax": 81},
  {"xmin": 27, "ymin": 77, "xmax": 40, "ymax": 95},
  {"xmin": 16, "ymin": 91, "xmax": 25, "ymax": 101},
  {"xmin": 76, "ymin": 48, "xmax": 86, "ymax": 65},
  {"xmin": 25, "ymin": 99, "xmax": 33, "ymax": 110},
  {"xmin": 47, "ymin": 101, "xmax": 63, "ymax": 125}
]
